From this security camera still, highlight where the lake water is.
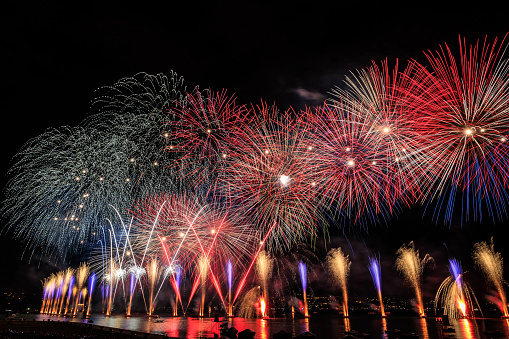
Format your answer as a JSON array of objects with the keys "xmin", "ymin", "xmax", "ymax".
[{"xmin": 30, "ymin": 314, "xmax": 509, "ymax": 338}]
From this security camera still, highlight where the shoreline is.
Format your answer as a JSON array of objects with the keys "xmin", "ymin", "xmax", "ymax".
[{"xmin": 0, "ymin": 320, "xmax": 174, "ymax": 339}]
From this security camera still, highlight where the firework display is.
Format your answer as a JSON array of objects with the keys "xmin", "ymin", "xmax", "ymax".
[
  {"xmin": 3, "ymin": 36, "xmax": 509, "ymax": 319},
  {"xmin": 37, "ymin": 240, "xmax": 509, "ymax": 320}
]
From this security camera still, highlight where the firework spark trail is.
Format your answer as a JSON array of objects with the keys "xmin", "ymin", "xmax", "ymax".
[
  {"xmin": 51, "ymin": 271, "xmax": 64, "ymax": 314},
  {"xmin": 139, "ymin": 193, "xmax": 252, "ymax": 316},
  {"xmin": 130, "ymin": 192, "xmax": 257, "ymax": 314},
  {"xmin": 473, "ymin": 239, "xmax": 508, "ymax": 317},
  {"xmin": 450, "ymin": 259, "xmax": 464, "ymax": 291},
  {"xmin": 87, "ymin": 210, "xmax": 151, "ymax": 316},
  {"xmin": 197, "ymin": 256, "xmax": 209, "ymax": 317},
  {"xmin": 159, "ymin": 213, "xmax": 205, "ymax": 314},
  {"xmin": 1, "ymin": 125, "xmax": 176, "ymax": 260},
  {"xmin": 91, "ymin": 71, "xmax": 186, "ymax": 116},
  {"xmin": 132, "ymin": 193, "xmax": 254, "ymax": 276},
  {"xmin": 326, "ymin": 248, "xmax": 351, "ymax": 317},
  {"xmin": 126, "ymin": 272, "xmax": 136, "ymax": 316},
  {"xmin": 139, "ymin": 197, "xmax": 216, "ymax": 312},
  {"xmin": 233, "ymin": 222, "xmax": 277, "ymax": 304},
  {"xmin": 41, "ymin": 274, "xmax": 56, "ymax": 314},
  {"xmin": 186, "ymin": 238, "xmax": 220, "ymax": 314},
  {"xmin": 395, "ymin": 242, "xmax": 433, "ymax": 317},
  {"xmin": 157, "ymin": 234, "xmax": 183, "ymax": 315},
  {"xmin": 58, "ymin": 268, "xmax": 74, "ymax": 315}
]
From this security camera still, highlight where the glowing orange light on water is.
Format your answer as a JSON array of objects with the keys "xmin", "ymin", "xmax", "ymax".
[{"xmin": 460, "ymin": 318, "xmax": 474, "ymax": 338}]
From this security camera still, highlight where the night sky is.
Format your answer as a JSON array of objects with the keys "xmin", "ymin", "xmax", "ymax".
[{"xmin": 1, "ymin": 2, "xmax": 508, "ymax": 308}]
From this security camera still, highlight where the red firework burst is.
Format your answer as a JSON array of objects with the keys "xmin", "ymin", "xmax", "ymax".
[
  {"xmin": 166, "ymin": 89, "xmax": 247, "ymax": 160},
  {"xmin": 415, "ymin": 35, "xmax": 509, "ymax": 223},
  {"xmin": 219, "ymin": 102, "xmax": 321, "ymax": 251},
  {"xmin": 162, "ymin": 89, "xmax": 252, "ymax": 187},
  {"xmin": 305, "ymin": 102, "xmax": 407, "ymax": 224},
  {"xmin": 329, "ymin": 59, "xmax": 435, "ymax": 204}
]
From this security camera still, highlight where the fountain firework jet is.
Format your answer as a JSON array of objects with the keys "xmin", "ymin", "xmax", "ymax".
[
  {"xmin": 395, "ymin": 242, "xmax": 433, "ymax": 317},
  {"xmin": 171, "ymin": 265, "xmax": 183, "ymax": 316},
  {"xmin": 55, "ymin": 272, "xmax": 65, "ymax": 314},
  {"xmin": 126, "ymin": 266, "xmax": 145, "ymax": 316},
  {"xmin": 104, "ymin": 260, "xmax": 115, "ymax": 316},
  {"xmin": 473, "ymin": 240, "xmax": 508, "ymax": 317},
  {"xmin": 58, "ymin": 269, "xmax": 73, "ymax": 315},
  {"xmin": 126, "ymin": 272, "xmax": 136, "ymax": 316},
  {"xmin": 41, "ymin": 275, "xmax": 55, "ymax": 314},
  {"xmin": 147, "ymin": 258, "xmax": 159, "ymax": 316},
  {"xmin": 368, "ymin": 256, "xmax": 385, "ymax": 317},
  {"xmin": 86, "ymin": 272, "xmax": 96, "ymax": 317},
  {"xmin": 198, "ymin": 256, "xmax": 209, "ymax": 317},
  {"xmin": 435, "ymin": 259, "xmax": 482, "ymax": 319},
  {"xmin": 52, "ymin": 272, "xmax": 64, "ymax": 314},
  {"xmin": 450, "ymin": 259, "xmax": 467, "ymax": 317},
  {"xmin": 299, "ymin": 261, "xmax": 309, "ymax": 317},
  {"xmin": 227, "ymin": 260, "xmax": 234, "ymax": 317},
  {"xmin": 73, "ymin": 263, "xmax": 89, "ymax": 316},
  {"xmin": 326, "ymin": 248, "xmax": 351, "ymax": 317},
  {"xmin": 40, "ymin": 282, "xmax": 48, "ymax": 314},
  {"xmin": 64, "ymin": 276, "xmax": 75, "ymax": 315},
  {"xmin": 256, "ymin": 251, "xmax": 273, "ymax": 318}
]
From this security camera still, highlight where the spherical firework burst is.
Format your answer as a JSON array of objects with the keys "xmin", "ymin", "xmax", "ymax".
[
  {"xmin": 2, "ymin": 127, "xmax": 135, "ymax": 259},
  {"xmin": 2, "ymin": 72, "xmax": 188, "ymax": 259},
  {"xmin": 306, "ymin": 102, "xmax": 404, "ymax": 225},
  {"xmin": 87, "ymin": 71, "xmax": 190, "ymax": 194},
  {"xmin": 219, "ymin": 103, "xmax": 321, "ymax": 251},
  {"xmin": 327, "ymin": 59, "xmax": 433, "ymax": 218},
  {"xmin": 415, "ymin": 35, "xmax": 509, "ymax": 223},
  {"xmin": 167, "ymin": 89, "xmax": 249, "ymax": 161},
  {"xmin": 164, "ymin": 89, "xmax": 250, "ymax": 187}
]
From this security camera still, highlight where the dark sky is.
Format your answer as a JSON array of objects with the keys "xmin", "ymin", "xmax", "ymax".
[{"xmin": 1, "ymin": 2, "xmax": 508, "ymax": 307}]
